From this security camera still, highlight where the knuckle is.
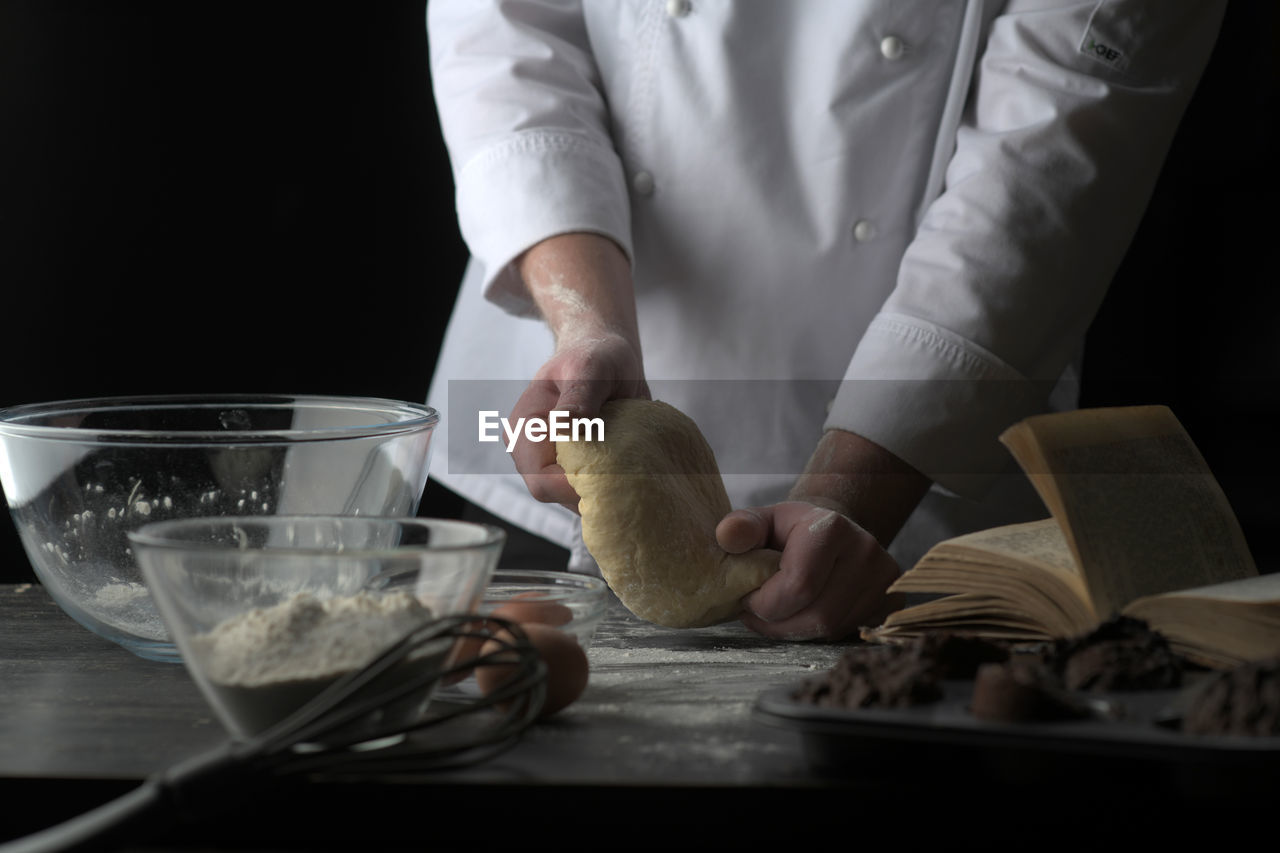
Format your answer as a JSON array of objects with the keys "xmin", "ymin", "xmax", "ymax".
[{"xmin": 798, "ymin": 506, "xmax": 857, "ymax": 547}]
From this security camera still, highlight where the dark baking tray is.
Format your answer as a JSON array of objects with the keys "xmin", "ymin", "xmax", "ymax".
[{"xmin": 754, "ymin": 678, "xmax": 1280, "ymax": 795}]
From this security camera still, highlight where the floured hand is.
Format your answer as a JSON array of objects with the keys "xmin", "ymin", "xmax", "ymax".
[
  {"xmin": 510, "ymin": 332, "xmax": 647, "ymax": 509},
  {"xmin": 512, "ymin": 233, "xmax": 648, "ymax": 510},
  {"xmin": 716, "ymin": 501, "xmax": 903, "ymax": 641}
]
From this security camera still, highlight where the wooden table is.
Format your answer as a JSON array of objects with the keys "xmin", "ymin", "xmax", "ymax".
[{"xmin": 1, "ymin": 583, "xmax": 1272, "ymax": 850}]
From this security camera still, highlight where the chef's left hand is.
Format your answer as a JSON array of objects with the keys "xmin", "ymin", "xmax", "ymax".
[
  {"xmin": 715, "ymin": 428, "xmax": 932, "ymax": 641},
  {"xmin": 715, "ymin": 500, "xmax": 903, "ymax": 641}
]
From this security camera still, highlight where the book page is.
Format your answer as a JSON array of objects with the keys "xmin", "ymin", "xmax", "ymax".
[
  {"xmin": 944, "ymin": 519, "xmax": 1083, "ymax": 584},
  {"xmin": 1001, "ymin": 406, "xmax": 1256, "ymax": 617},
  {"xmin": 1123, "ymin": 573, "xmax": 1280, "ymax": 667},
  {"xmin": 873, "ymin": 593, "xmax": 1055, "ymax": 642},
  {"xmin": 1138, "ymin": 571, "xmax": 1280, "ymax": 604},
  {"xmin": 893, "ymin": 519, "xmax": 1096, "ymax": 635}
]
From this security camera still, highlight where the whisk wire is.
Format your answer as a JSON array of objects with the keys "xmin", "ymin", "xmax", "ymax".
[{"xmin": 253, "ymin": 614, "xmax": 545, "ymax": 760}]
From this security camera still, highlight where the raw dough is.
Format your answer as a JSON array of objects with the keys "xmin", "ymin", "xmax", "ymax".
[{"xmin": 557, "ymin": 399, "xmax": 779, "ymax": 628}]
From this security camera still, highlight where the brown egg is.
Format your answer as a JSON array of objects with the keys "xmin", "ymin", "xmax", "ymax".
[
  {"xmin": 490, "ymin": 591, "xmax": 574, "ymax": 628},
  {"xmin": 475, "ymin": 623, "xmax": 588, "ymax": 718},
  {"xmin": 442, "ymin": 619, "xmax": 490, "ymax": 685}
]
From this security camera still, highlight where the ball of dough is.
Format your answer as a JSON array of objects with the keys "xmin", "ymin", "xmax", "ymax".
[{"xmin": 557, "ymin": 399, "xmax": 779, "ymax": 628}]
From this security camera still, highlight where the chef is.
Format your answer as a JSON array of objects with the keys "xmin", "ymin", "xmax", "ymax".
[{"xmin": 423, "ymin": 0, "xmax": 1225, "ymax": 640}]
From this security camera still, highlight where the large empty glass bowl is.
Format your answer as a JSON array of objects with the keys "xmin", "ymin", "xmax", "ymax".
[{"xmin": 0, "ymin": 394, "xmax": 438, "ymax": 661}]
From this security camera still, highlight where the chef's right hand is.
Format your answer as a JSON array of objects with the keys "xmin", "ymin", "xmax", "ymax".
[
  {"xmin": 509, "ymin": 233, "xmax": 648, "ymax": 512},
  {"xmin": 510, "ymin": 331, "xmax": 648, "ymax": 510}
]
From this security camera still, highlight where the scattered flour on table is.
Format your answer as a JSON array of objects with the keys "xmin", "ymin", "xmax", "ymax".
[
  {"xmin": 588, "ymin": 644, "xmax": 839, "ymax": 669},
  {"xmin": 583, "ymin": 642, "xmax": 843, "ymax": 729},
  {"xmin": 192, "ymin": 591, "xmax": 432, "ymax": 687}
]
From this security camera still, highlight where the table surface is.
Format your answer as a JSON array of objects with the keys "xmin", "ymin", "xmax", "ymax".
[
  {"xmin": 0, "ymin": 581, "xmax": 843, "ymax": 778},
  {"xmin": 2, "ymin": 582, "xmax": 1274, "ymax": 849}
]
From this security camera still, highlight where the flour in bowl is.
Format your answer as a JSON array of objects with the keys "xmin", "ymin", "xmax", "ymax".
[{"xmin": 190, "ymin": 590, "xmax": 436, "ymax": 736}]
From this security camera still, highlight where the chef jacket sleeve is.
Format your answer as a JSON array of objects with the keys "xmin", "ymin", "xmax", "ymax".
[
  {"xmin": 824, "ymin": 0, "xmax": 1228, "ymax": 497},
  {"xmin": 426, "ymin": 0, "xmax": 632, "ymax": 317}
]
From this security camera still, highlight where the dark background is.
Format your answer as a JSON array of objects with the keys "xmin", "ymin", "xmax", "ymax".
[{"xmin": 0, "ymin": 1, "xmax": 1276, "ymax": 583}]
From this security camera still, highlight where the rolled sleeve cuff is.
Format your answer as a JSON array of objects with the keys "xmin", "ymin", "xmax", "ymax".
[
  {"xmin": 824, "ymin": 312, "xmax": 1057, "ymax": 498},
  {"xmin": 455, "ymin": 130, "xmax": 633, "ymax": 316}
]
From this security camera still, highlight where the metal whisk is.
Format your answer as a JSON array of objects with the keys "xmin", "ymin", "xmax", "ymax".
[{"xmin": 2, "ymin": 615, "xmax": 546, "ymax": 852}]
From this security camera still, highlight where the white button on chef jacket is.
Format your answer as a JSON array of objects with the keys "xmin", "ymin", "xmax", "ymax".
[
  {"xmin": 666, "ymin": 0, "xmax": 691, "ymax": 19},
  {"xmin": 425, "ymin": 0, "xmax": 1227, "ymax": 572},
  {"xmin": 880, "ymin": 35, "xmax": 906, "ymax": 61},
  {"xmin": 631, "ymin": 170, "xmax": 655, "ymax": 196}
]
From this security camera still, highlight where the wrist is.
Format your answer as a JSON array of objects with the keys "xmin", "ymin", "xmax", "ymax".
[
  {"xmin": 789, "ymin": 429, "xmax": 932, "ymax": 548},
  {"xmin": 517, "ymin": 233, "xmax": 641, "ymax": 351}
]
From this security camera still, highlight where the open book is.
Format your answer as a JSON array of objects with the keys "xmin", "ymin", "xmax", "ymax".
[{"xmin": 868, "ymin": 405, "xmax": 1276, "ymax": 669}]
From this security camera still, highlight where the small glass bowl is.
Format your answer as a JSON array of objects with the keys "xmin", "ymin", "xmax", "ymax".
[
  {"xmin": 479, "ymin": 568, "xmax": 610, "ymax": 650},
  {"xmin": 130, "ymin": 515, "xmax": 504, "ymax": 739}
]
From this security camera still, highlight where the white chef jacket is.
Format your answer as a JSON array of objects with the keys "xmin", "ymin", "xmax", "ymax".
[{"xmin": 424, "ymin": 0, "xmax": 1224, "ymax": 573}]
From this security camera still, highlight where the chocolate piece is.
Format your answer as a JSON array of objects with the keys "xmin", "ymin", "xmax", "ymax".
[
  {"xmin": 908, "ymin": 632, "xmax": 1010, "ymax": 679},
  {"xmin": 1182, "ymin": 658, "xmax": 1280, "ymax": 736},
  {"xmin": 969, "ymin": 660, "xmax": 1091, "ymax": 724},
  {"xmin": 793, "ymin": 645, "xmax": 942, "ymax": 710},
  {"xmin": 1049, "ymin": 615, "xmax": 1183, "ymax": 691},
  {"xmin": 794, "ymin": 632, "xmax": 1015, "ymax": 711}
]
